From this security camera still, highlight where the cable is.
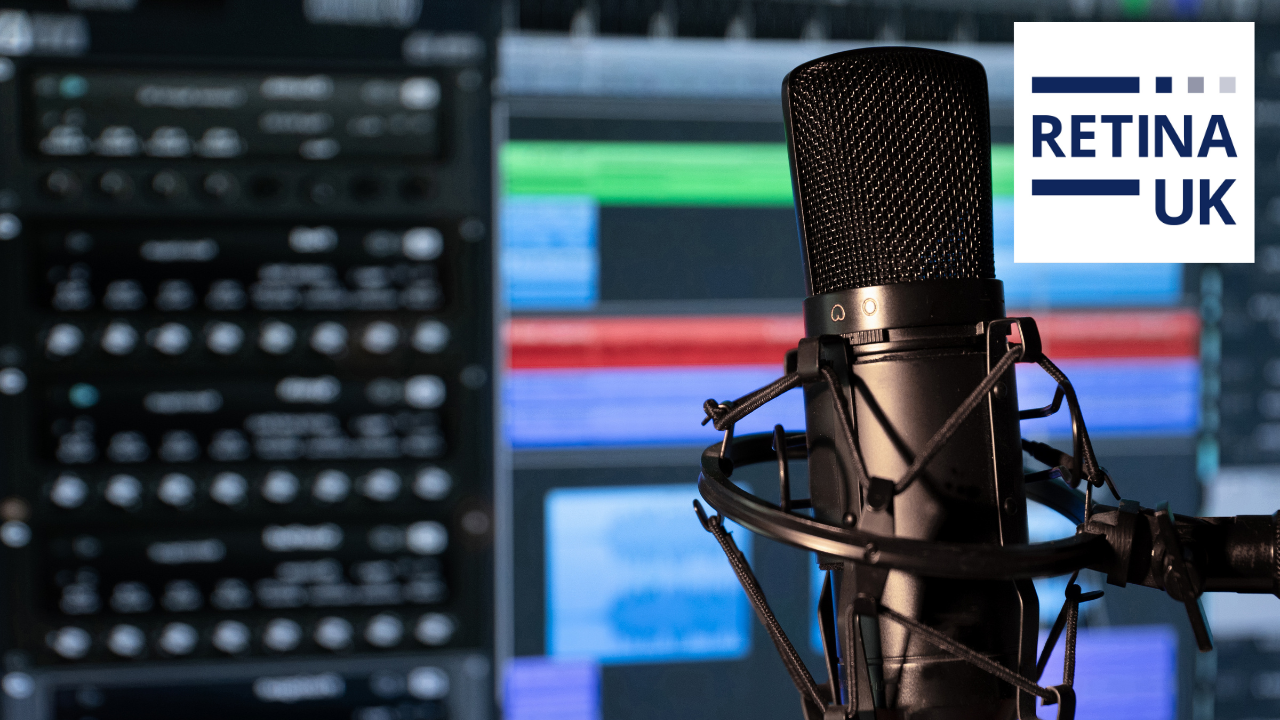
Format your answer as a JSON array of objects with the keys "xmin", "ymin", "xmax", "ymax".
[{"xmin": 877, "ymin": 603, "xmax": 1055, "ymax": 701}]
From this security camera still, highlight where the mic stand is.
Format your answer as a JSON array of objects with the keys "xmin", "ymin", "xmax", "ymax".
[{"xmin": 694, "ymin": 319, "xmax": 1280, "ymax": 720}]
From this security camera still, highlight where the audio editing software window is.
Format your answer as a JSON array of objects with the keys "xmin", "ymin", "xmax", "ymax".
[
  {"xmin": 0, "ymin": 4, "xmax": 497, "ymax": 720},
  {"xmin": 498, "ymin": 19, "xmax": 1201, "ymax": 720}
]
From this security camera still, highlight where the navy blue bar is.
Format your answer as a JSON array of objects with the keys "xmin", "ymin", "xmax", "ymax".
[
  {"xmin": 1032, "ymin": 179, "xmax": 1140, "ymax": 196},
  {"xmin": 1031, "ymin": 77, "xmax": 1141, "ymax": 93}
]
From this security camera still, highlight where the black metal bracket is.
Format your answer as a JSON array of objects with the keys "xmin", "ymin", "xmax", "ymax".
[
  {"xmin": 696, "ymin": 498, "xmax": 1080, "ymax": 720},
  {"xmin": 699, "ymin": 432, "xmax": 1111, "ymax": 580},
  {"xmin": 1154, "ymin": 503, "xmax": 1213, "ymax": 651}
]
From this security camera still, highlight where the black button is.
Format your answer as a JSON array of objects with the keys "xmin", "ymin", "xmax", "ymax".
[
  {"xmin": 304, "ymin": 177, "xmax": 338, "ymax": 205},
  {"xmin": 399, "ymin": 175, "xmax": 433, "ymax": 203},
  {"xmin": 152, "ymin": 170, "xmax": 187, "ymax": 201},
  {"xmin": 248, "ymin": 175, "xmax": 282, "ymax": 201},
  {"xmin": 99, "ymin": 170, "xmax": 134, "ymax": 201},
  {"xmin": 203, "ymin": 172, "xmax": 239, "ymax": 201},
  {"xmin": 350, "ymin": 176, "xmax": 381, "ymax": 203},
  {"xmin": 44, "ymin": 169, "xmax": 81, "ymax": 199}
]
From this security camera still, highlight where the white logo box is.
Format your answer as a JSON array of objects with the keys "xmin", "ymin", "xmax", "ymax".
[{"xmin": 1014, "ymin": 22, "xmax": 1254, "ymax": 263}]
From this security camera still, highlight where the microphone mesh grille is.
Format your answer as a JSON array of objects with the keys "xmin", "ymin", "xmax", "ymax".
[{"xmin": 786, "ymin": 47, "xmax": 995, "ymax": 295}]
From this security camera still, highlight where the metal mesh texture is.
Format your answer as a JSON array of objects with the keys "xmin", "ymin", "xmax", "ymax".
[{"xmin": 785, "ymin": 47, "xmax": 995, "ymax": 295}]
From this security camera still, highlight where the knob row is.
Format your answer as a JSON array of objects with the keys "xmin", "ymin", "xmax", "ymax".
[
  {"xmin": 49, "ymin": 466, "xmax": 452, "ymax": 510},
  {"xmin": 45, "ymin": 318, "xmax": 449, "ymax": 358},
  {"xmin": 56, "ymin": 267, "xmax": 442, "ymax": 316},
  {"xmin": 48, "ymin": 611, "xmax": 456, "ymax": 660},
  {"xmin": 56, "ymin": 416, "xmax": 446, "ymax": 465},
  {"xmin": 43, "ymin": 168, "xmax": 437, "ymax": 206}
]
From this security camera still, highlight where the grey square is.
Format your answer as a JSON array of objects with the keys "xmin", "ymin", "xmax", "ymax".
[
  {"xmin": 1221, "ymin": 76, "xmax": 1237, "ymax": 93},
  {"xmin": 1189, "ymin": 76, "xmax": 1205, "ymax": 93}
]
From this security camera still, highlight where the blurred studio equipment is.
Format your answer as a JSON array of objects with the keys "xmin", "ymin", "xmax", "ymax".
[{"xmin": 0, "ymin": 3, "xmax": 497, "ymax": 718}]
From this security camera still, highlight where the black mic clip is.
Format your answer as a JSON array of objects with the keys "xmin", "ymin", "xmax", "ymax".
[
  {"xmin": 996, "ymin": 316, "xmax": 1044, "ymax": 365},
  {"xmin": 852, "ymin": 477, "xmax": 895, "ymax": 617},
  {"xmin": 793, "ymin": 337, "xmax": 826, "ymax": 384},
  {"xmin": 864, "ymin": 477, "xmax": 894, "ymax": 514},
  {"xmin": 1153, "ymin": 504, "xmax": 1213, "ymax": 651}
]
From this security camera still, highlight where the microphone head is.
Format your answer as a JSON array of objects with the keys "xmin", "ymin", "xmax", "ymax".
[{"xmin": 784, "ymin": 47, "xmax": 995, "ymax": 296}]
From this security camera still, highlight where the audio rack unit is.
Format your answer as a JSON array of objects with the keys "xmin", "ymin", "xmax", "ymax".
[{"xmin": 0, "ymin": 4, "xmax": 497, "ymax": 719}]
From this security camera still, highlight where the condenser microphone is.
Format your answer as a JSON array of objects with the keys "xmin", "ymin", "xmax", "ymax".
[
  {"xmin": 784, "ymin": 47, "xmax": 1032, "ymax": 718},
  {"xmin": 694, "ymin": 45, "xmax": 1280, "ymax": 720}
]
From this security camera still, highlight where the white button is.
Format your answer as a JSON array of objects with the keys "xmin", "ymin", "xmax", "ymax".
[
  {"xmin": 299, "ymin": 137, "xmax": 338, "ymax": 160},
  {"xmin": 161, "ymin": 580, "xmax": 202, "ymax": 612},
  {"xmin": 411, "ymin": 320, "xmax": 449, "ymax": 353},
  {"xmin": 197, "ymin": 127, "xmax": 244, "ymax": 158},
  {"xmin": 205, "ymin": 321, "xmax": 244, "ymax": 355},
  {"xmin": 404, "ymin": 375, "xmax": 445, "ymax": 409},
  {"xmin": 100, "ymin": 321, "xmax": 138, "ymax": 355},
  {"xmin": 155, "ymin": 279, "xmax": 194, "ymax": 311},
  {"xmin": 53, "ymin": 280, "xmax": 90, "ymax": 311},
  {"xmin": 406, "ymin": 521, "xmax": 447, "ymax": 555},
  {"xmin": 310, "ymin": 321, "xmax": 347, "ymax": 355},
  {"xmin": 312, "ymin": 469, "xmax": 350, "ymax": 503},
  {"xmin": 314, "ymin": 616, "xmax": 353, "ymax": 650},
  {"xmin": 104, "ymin": 474, "xmax": 142, "ymax": 508},
  {"xmin": 212, "ymin": 620, "xmax": 250, "ymax": 654},
  {"xmin": 48, "ymin": 626, "xmax": 91, "ymax": 659},
  {"xmin": 263, "ymin": 618, "xmax": 302, "ymax": 652},
  {"xmin": 361, "ymin": 469, "xmax": 401, "ymax": 502},
  {"xmin": 50, "ymin": 473, "xmax": 88, "ymax": 509},
  {"xmin": 2, "ymin": 672, "xmax": 34, "ymax": 700},
  {"xmin": 107, "ymin": 431, "xmax": 149, "ymax": 463},
  {"xmin": 259, "ymin": 321, "xmax": 296, "ymax": 355},
  {"xmin": 402, "ymin": 227, "xmax": 443, "ymax": 260},
  {"xmin": 46, "ymin": 324, "xmax": 83, "ymax": 357},
  {"xmin": 407, "ymin": 667, "xmax": 449, "ymax": 700},
  {"xmin": 0, "ymin": 213, "xmax": 18, "ymax": 240},
  {"xmin": 148, "ymin": 127, "xmax": 190, "ymax": 157},
  {"xmin": 150, "ymin": 322, "xmax": 191, "ymax": 355},
  {"xmin": 364, "ymin": 613, "xmax": 403, "ymax": 648},
  {"xmin": 413, "ymin": 467, "xmax": 451, "ymax": 501},
  {"xmin": 157, "ymin": 622, "xmax": 197, "ymax": 655},
  {"xmin": 96, "ymin": 126, "xmax": 140, "ymax": 157},
  {"xmin": 208, "ymin": 430, "xmax": 249, "ymax": 462},
  {"xmin": 210, "ymin": 578, "xmax": 252, "ymax": 610},
  {"xmin": 157, "ymin": 473, "xmax": 195, "ymax": 507},
  {"xmin": 0, "ymin": 368, "xmax": 26, "ymax": 395},
  {"xmin": 261, "ymin": 470, "xmax": 299, "ymax": 504},
  {"xmin": 110, "ymin": 582, "xmax": 152, "ymax": 613},
  {"xmin": 158, "ymin": 430, "xmax": 199, "ymax": 463},
  {"xmin": 361, "ymin": 321, "xmax": 399, "ymax": 354},
  {"xmin": 107, "ymin": 624, "xmax": 145, "ymax": 658},
  {"xmin": 414, "ymin": 613, "xmax": 455, "ymax": 646},
  {"xmin": 205, "ymin": 279, "xmax": 246, "ymax": 310},
  {"xmin": 399, "ymin": 78, "xmax": 440, "ymax": 110},
  {"xmin": 209, "ymin": 472, "xmax": 248, "ymax": 506},
  {"xmin": 0, "ymin": 521, "xmax": 29, "ymax": 548},
  {"xmin": 103, "ymin": 279, "xmax": 145, "ymax": 311}
]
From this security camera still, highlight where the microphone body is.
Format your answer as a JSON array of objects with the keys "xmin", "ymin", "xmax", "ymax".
[
  {"xmin": 784, "ymin": 48, "xmax": 1036, "ymax": 716},
  {"xmin": 696, "ymin": 44, "xmax": 1280, "ymax": 720},
  {"xmin": 800, "ymin": 285, "xmax": 1032, "ymax": 716}
]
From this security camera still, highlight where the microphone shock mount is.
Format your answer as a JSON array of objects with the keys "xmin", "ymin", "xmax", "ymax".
[{"xmin": 695, "ymin": 315, "xmax": 1280, "ymax": 720}]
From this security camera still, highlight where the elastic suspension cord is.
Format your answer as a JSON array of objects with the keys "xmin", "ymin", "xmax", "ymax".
[{"xmin": 894, "ymin": 344, "xmax": 1023, "ymax": 494}]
